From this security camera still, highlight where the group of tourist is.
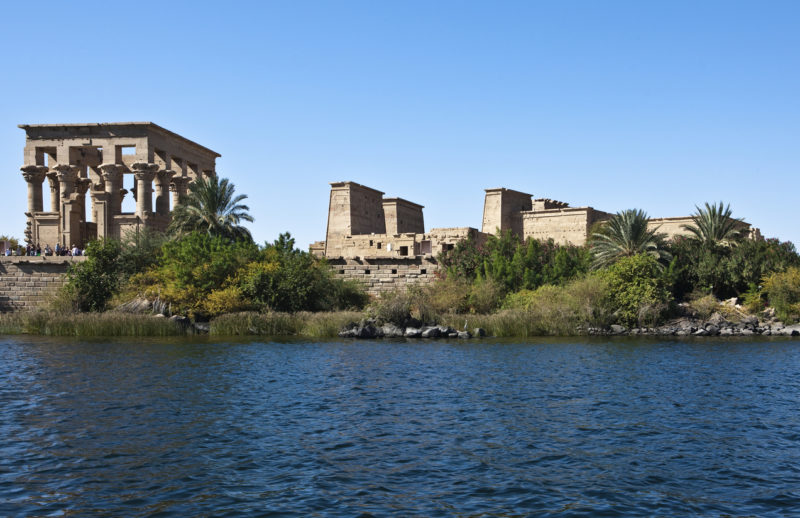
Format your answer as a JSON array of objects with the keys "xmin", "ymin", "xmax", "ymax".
[{"xmin": 4, "ymin": 243, "xmax": 83, "ymax": 257}]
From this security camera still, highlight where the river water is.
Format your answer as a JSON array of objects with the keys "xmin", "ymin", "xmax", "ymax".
[{"xmin": 2, "ymin": 336, "xmax": 800, "ymax": 516}]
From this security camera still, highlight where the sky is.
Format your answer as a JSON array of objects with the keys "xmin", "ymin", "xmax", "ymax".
[{"xmin": 0, "ymin": 1, "xmax": 797, "ymax": 248}]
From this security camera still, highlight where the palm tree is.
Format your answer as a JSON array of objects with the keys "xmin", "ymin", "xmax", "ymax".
[
  {"xmin": 589, "ymin": 209, "xmax": 671, "ymax": 269},
  {"xmin": 169, "ymin": 175, "xmax": 254, "ymax": 241},
  {"xmin": 681, "ymin": 202, "xmax": 743, "ymax": 247}
]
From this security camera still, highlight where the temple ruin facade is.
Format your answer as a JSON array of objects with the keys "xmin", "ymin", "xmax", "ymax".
[
  {"xmin": 19, "ymin": 122, "xmax": 219, "ymax": 248},
  {"xmin": 313, "ymin": 181, "xmax": 761, "ymax": 295}
]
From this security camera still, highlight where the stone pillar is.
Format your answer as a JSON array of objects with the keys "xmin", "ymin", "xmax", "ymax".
[
  {"xmin": 75, "ymin": 178, "xmax": 91, "ymax": 223},
  {"xmin": 21, "ymin": 165, "xmax": 47, "ymax": 214},
  {"xmin": 53, "ymin": 165, "xmax": 79, "ymax": 248},
  {"xmin": 92, "ymin": 190, "xmax": 110, "ymax": 240},
  {"xmin": 154, "ymin": 169, "xmax": 175, "ymax": 216},
  {"xmin": 132, "ymin": 162, "xmax": 158, "ymax": 220},
  {"xmin": 53, "ymin": 164, "xmax": 78, "ymax": 202},
  {"xmin": 169, "ymin": 175, "xmax": 189, "ymax": 207},
  {"xmin": 46, "ymin": 172, "xmax": 60, "ymax": 212},
  {"xmin": 99, "ymin": 163, "xmax": 124, "ymax": 216}
]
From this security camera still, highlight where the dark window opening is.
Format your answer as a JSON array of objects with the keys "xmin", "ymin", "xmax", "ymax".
[
  {"xmin": 421, "ymin": 269, "xmax": 427, "ymax": 274},
  {"xmin": 369, "ymin": 240, "xmax": 373, "ymax": 246},
  {"xmin": 399, "ymin": 246, "xmax": 409, "ymax": 256},
  {"xmin": 364, "ymin": 269, "xmax": 371, "ymax": 275},
  {"xmin": 391, "ymin": 269, "xmax": 397, "ymax": 274},
  {"xmin": 338, "ymin": 270, "xmax": 344, "ymax": 274},
  {"xmin": 377, "ymin": 243, "xmax": 382, "ymax": 249}
]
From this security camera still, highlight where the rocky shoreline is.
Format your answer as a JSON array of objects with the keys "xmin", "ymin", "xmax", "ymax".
[{"xmin": 339, "ymin": 313, "xmax": 800, "ymax": 339}]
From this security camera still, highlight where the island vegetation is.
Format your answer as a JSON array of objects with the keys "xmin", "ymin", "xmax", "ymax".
[{"xmin": 1, "ymin": 178, "xmax": 799, "ymax": 338}]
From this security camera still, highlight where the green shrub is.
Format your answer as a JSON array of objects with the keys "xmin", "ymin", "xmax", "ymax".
[
  {"xmin": 65, "ymin": 239, "xmax": 122, "ymax": 312},
  {"xmin": 368, "ymin": 290, "xmax": 413, "ymax": 325},
  {"xmin": 763, "ymin": 267, "xmax": 800, "ymax": 323},
  {"xmin": 687, "ymin": 292, "xmax": 719, "ymax": 320},
  {"xmin": 601, "ymin": 254, "xmax": 672, "ymax": 327}
]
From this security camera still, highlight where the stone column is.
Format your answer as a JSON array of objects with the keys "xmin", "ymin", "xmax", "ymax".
[
  {"xmin": 46, "ymin": 172, "xmax": 60, "ymax": 212},
  {"xmin": 52, "ymin": 165, "xmax": 79, "ymax": 248},
  {"xmin": 53, "ymin": 164, "xmax": 78, "ymax": 202},
  {"xmin": 75, "ymin": 178, "xmax": 91, "ymax": 223},
  {"xmin": 170, "ymin": 176, "xmax": 190, "ymax": 207},
  {"xmin": 21, "ymin": 165, "xmax": 47, "ymax": 214},
  {"xmin": 132, "ymin": 162, "xmax": 158, "ymax": 220},
  {"xmin": 154, "ymin": 169, "xmax": 175, "ymax": 216},
  {"xmin": 99, "ymin": 163, "xmax": 124, "ymax": 216}
]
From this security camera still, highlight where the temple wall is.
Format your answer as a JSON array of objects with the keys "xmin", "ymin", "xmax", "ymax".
[
  {"xmin": 0, "ymin": 257, "xmax": 85, "ymax": 312},
  {"xmin": 522, "ymin": 208, "xmax": 611, "ymax": 245},
  {"xmin": 327, "ymin": 257, "xmax": 439, "ymax": 296}
]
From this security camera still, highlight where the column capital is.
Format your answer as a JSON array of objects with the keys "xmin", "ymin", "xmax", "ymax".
[
  {"xmin": 131, "ymin": 162, "xmax": 159, "ymax": 173},
  {"xmin": 75, "ymin": 178, "xmax": 92, "ymax": 196},
  {"xmin": 99, "ymin": 163, "xmax": 125, "ymax": 174},
  {"xmin": 170, "ymin": 175, "xmax": 190, "ymax": 191},
  {"xmin": 156, "ymin": 169, "xmax": 175, "ymax": 183},
  {"xmin": 20, "ymin": 165, "xmax": 48, "ymax": 182},
  {"xmin": 52, "ymin": 164, "xmax": 79, "ymax": 179}
]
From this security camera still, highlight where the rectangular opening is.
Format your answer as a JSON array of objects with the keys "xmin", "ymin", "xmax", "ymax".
[
  {"xmin": 369, "ymin": 240, "xmax": 373, "ymax": 246},
  {"xmin": 364, "ymin": 269, "xmax": 371, "ymax": 275},
  {"xmin": 420, "ymin": 240, "xmax": 432, "ymax": 254},
  {"xmin": 338, "ymin": 270, "xmax": 344, "ymax": 274},
  {"xmin": 421, "ymin": 269, "xmax": 427, "ymax": 275},
  {"xmin": 399, "ymin": 246, "xmax": 409, "ymax": 256},
  {"xmin": 376, "ymin": 242, "xmax": 381, "ymax": 249},
  {"xmin": 391, "ymin": 269, "xmax": 397, "ymax": 274}
]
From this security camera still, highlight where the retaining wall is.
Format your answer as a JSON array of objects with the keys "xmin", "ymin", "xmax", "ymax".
[
  {"xmin": 327, "ymin": 256, "xmax": 439, "ymax": 296},
  {"xmin": 0, "ymin": 257, "xmax": 85, "ymax": 312}
]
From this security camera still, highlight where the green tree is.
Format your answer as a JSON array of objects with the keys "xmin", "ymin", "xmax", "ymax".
[
  {"xmin": 169, "ymin": 175, "xmax": 254, "ymax": 242},
  {"xmin": 65, "ymin": 239, "xmax": 122, "ymax": 312},
  {"xmin": 590, "ymin": 209, "xmax": 671, "ymax": 269},
  {"xmin": 681, "ymin": 202, "xmax": 743, "ymax": 247},
  {"xmin": 601, "ymin": 254, "xmax": 672, "ymax": 327}
]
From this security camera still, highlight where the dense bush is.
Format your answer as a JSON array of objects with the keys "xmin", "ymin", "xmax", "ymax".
[
  {"xmin": 440, "ymin": 230, "xmax": 591, "ymax": 292},
  {"xmin": 601, "ymin": 254, "xmax": 672, "ymax": 327},
  {"xmin": 763, "ymin": 267, "xmax": 800, "ymax": 323},
  {"xmin": 65, "ymin": 239, "xmax": 122, "ymax": 312},
  {"xmin": 668, "ymin": 237, "xmax": 800, "ymax": 300}
]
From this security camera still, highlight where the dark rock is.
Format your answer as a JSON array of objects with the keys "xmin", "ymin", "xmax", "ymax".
[
  {"xmin": 610, "ymin": 324, "xmax": 627, "ymax": 335},
  {"xmin": 421, "ymin": 326, "xmax": 441, "ymax": 338},
  {"xmin": 693, "ymin": 328, "xmax": 708, "ymax": 336},
  {"xmin": 473, "ymin": 328, "xmax": 486, "ymax": 337},
  {"xmin": 741, "ymin": 315, "xmax": 759, "ymax": 326},
  {"xmin": 380, "ymin": 323, "xmax": 405, "ymax": 337},
  {"xmin": 192, "ymin": 322, "xmax": 210, "ymax": 334},
  {"xmin": 404, "ymin": 327, "xmax": 422, "ymax": 338},
  {"xmin": 705, "ymin": 324, "xmax": 720, "ymax": 335},
  {"xmin": 457, "ymin": 331, "xmax": 471, "ymax": 339}
]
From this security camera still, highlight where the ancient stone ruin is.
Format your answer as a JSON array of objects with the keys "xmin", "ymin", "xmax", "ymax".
[
  {"xmin": 19, "ymin": 122, "xmax": 219, "ymax": 248},
  {"xmin": 314, "ymin": 181, "xmax": 761, "ymax": 295}
]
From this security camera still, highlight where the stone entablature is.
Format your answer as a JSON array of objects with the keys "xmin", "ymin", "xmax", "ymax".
[
  {"xmin": 18, "ymin": 122, "xmax": 220, "ymax": 247},
  {"xmin": 521, "ymin": 206, "xmax": 613, "ymax": 246}
]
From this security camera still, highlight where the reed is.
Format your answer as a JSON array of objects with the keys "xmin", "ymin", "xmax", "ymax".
[
  {"xmin": 209, "ymin": 310, "xmax": 363, "ymax": 337},
  {"xmin": 0, "ymin": 311, "xmax": 187, "ymax": 337}
]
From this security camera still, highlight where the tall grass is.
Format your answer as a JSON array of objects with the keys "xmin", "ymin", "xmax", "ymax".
[
  {"xmin": 209, "ymin": 311, "xmax": 363, "ymax": 337},
  {"xmin": 0, "ymin": 311, "xmax": 186, "ymax": 337}
]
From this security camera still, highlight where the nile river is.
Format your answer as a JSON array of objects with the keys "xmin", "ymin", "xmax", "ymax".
[{"xmin": 2, "ymin": 336, "xmax": 800, "ymax": 516}]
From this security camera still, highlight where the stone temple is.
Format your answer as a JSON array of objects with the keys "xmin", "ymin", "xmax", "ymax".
[
  {"xmin": 19, "ymin": 122, "xmax": 219, "ymax": 248},
  {"xmin": 313, "ymin": 181, "xmax": 761, "ymax": 295}
]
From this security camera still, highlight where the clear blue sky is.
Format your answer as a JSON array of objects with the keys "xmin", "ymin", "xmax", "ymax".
[{"xmin": 1, "ymin": 1, "xmax": 797, "ymax": 248}]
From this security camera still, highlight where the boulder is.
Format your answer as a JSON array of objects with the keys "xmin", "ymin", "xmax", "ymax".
[
  {"xmin": 705, "ymin": 324, "xmax": 720, "ymax": 335},
  {"xmin": 404, "ymin": 327, "xmax": 422, "ymax": 338},
  {"xmin": 192, "ymin": 322, "xmax": 210, "ymax": 334},
  {"xmin": 457, "ymin": 331, "xmax": 471, "ymax": 339},
  {"xmin": 380, "ymin": 323, "xmax": 405, "ymax": 337},
  {"xmin": 473, "ymin": 328, "xmax": 486, "ymax": 337},
  {"xmin": 741, "ymin": 315, "xmax": 759, "ymax": 326},
  {"xmin": 693, "ymin": 328, "xmax": 708, "ymax": 336},
  {"xmin": 610, "ymin": 324, "xmax": 627, "ymax": 335},
  {"xmin": 707, "ymin": 312, "xmax": 727, "ymax": 326},
  {"xmin": 421, "ymin": 326, "xmax": 441, "ymax": 338}
]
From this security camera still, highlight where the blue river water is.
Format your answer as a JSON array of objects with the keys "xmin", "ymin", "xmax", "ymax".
[{"xmin": 2, "ymin": 336, "xmax": 800, "ymax": 517}]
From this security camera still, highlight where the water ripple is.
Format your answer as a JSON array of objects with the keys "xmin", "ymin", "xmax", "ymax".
[{"xmin": 1, "ymin": 336, "xmax": 800, "ymax": 516}]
